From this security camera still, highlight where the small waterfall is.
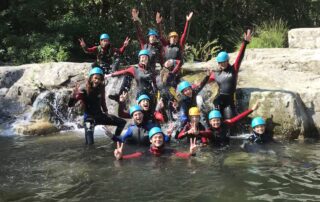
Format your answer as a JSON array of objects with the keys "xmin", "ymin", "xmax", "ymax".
[{"xmin": 12, "ymin": 89, "xmax": 81, "ymax": 133}]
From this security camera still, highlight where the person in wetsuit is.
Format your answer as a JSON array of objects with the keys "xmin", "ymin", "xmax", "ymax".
[
  {"xmin": 114, "ymin": 127, "xmax": 197, "ymax": 160},
  {"xmin": 156, "ymin": 11, "xmax": 193, "ymax": 63},
  {"xmin": 79, "ymin": 34, "xmax": 130, "ymax": 74},
  {"xmin": 113, "ymin": 105, "xmax": 169, "ymax": 146},
  {"xmin": 105, "ymin": 49, "xmax": 157, "ymax": 105},
  {"xmin": 206, "ymin": 102, "xmax": 259, "ymax": 147},
  {"xmin": 208, "ymin": 29, "xmax": 252, "ymax": 120},
  {"xmin": 68, "ymin": 67, "xmax": 126, "ymax": 145},
  {"xmin": 177, "ymin": 72, "xmax": 210, "ymax": 130},
  {"xmin": 177, "ymin": 107, "xmax": 211, "ymax": 145}
]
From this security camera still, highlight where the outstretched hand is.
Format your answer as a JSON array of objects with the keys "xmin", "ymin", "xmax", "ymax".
[
  {"xmin": 123, "ymin": 37, "xmax": 130, "ymax": 47},
  {"xmin": 156, "ymin": 12, "xmax": 163, "ymax": 24},
  {"xmin": 104, "ymin": 74, "xmax": 112, "ymax": 79},
  {"xmin": 244, "ymin": 29, "xmax": 252, "ymax": 42},
  {"xmin": 186, "ymin": 12, "xmax": 193, "ymax": 21},
  {"xmin": 252, "ymin": 101, "xmax": 260, "ymax": 111},
  {"xmin": 78, "ymin": 38, "xmax": 86, "ymax": 47},
  {"xmin": 114, "ymin": 142, "xmax": 124, "ymax": 160},
  {"xmin": 189, "ymin": 138, "xmax": 198, "ymax": 155},
  {"xmin": 131, "ymin": 8, "xmax": 139, "ymax": 21},
  {"xmin": 119, "ymin": 91, "xmax": 128, "ymax": 103}
]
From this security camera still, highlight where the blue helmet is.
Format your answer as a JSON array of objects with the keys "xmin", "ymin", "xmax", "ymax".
[
  {"xmin": 148, "ymin": 127, "xmax": 163, "ymax": 139},
  {"xmin": 137, "ymin": 94, "xmax": 150, "ymax": 104},
  {"xmin": 147, "ymin": 29, "xmax": 158, "ymax": 37},
  {"xmin": 251, "ymin": 117, "xmax": 266, "ymax": 128},
  {"xmin": 208, "ymin": 110, "xmax": 222, "ymax": 120},
  {"xmin": 216, "ymin": 51, "xmax": 229, "ymax": 63},
  {"xmin": 129, "ymin": 105, "xmax": 143, "ymax": 117},
  {"xmin": 138, "ymin": 49, "xmax": 150, "ymax": 57},
  {"xmin": 100, "ymin": 33, "xmax": 110, "ymax": 40},
  {"xmin": 89, "ymin": 67, "xmax": 104, "ymax": 77},
  {"xmin": 177, "ymin": 81, "xmax": 192, "ymax": 93}
]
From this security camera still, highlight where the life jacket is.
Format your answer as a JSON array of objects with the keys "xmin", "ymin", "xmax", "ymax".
[
  {"xmin": 144, "ymin": 43, "xmax": 162, "ymax": 69},
  {"xmin": 164, "ymin": 44, "xmax": 182, "ymax": 61},
  {"xmin": 97, "ymin": 45, "xmax": 114, "ymax": 66}
]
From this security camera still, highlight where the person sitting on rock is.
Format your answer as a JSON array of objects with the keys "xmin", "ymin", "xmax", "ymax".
[
  {"xmin": 206, "ymin": 102, "xmax": 259, "ymax": 147},
  {"xmin": 156, "ymin": 59, "xmax": 183, "ymax": 122},
  {"xmin": 105, "ymin": 49, "xmax": 157, "ymax": 106},
  {"xmin": 68, "ymin": 67, "xmax": 127, "ymax": 145},
  {"xmin": 208, "ymin": 29, "xmax": 252, "ymax": 120},
  {"xmin": 177, "ymin": 71, "xmax": 210, "ymax": 130},
  {"xmin": 79, "ymin": 33, "xmax": 130, "ymax": 74},
  {"xmin": 177, "ymin": 107, "xmax": 211, "ymax": 145},
  {"xmin": 114, "ymin": 127, "xmax": 197, "ymax": 160},
  {"xmin": 113, "ymin": 105, "xmax": 169, "ymax": 146}
]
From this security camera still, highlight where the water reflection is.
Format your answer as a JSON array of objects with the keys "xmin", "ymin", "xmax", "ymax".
[{"xmin": 0, "ymin": 132, "xmax": 319, "ymax": 202}]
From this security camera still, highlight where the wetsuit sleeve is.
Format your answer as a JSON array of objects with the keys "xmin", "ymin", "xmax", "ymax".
[
  {"xmin": 199, "ymin": 129, "xmax": 212, "ymax": 138},
  {"xmin": 117, "ymin": 102, "xmax": 130, "ymax": 119},
  {"xmin": 208, "ymin": 71, "xmax": 216, "ymax": 83},
  {"xmin": 224, "ymin": 109, "xmax": 253, "ymax": 125},
  {"xmin": 171, "ymin": 60, "xmax": 182, "ymax": 74},
  {"xmin": 120, "ymin": 126, "xmax": 134, "ymax": 142},
  {"xmin": 83, "ymin": 46, "xmax": 98, "ymax": 54},
  {"xmin": 164, "ymin": 134, "xmax": 171, "ymax": 142},
  {"xmin": 179, "ymin": 20, "xmax": 189, "ymax": 51},
  {"xmin": 177, "ymin": 124, "xmax": 190, "ymax": 139},
  {"xmin": 157, "ymin": 23, "xmax": 169, "ymax": 46},
  {"xmin": 117, "ymin": 38, "xmax": 129, "ymax": 55},
  {"xmin": 122, "ymin": 152, "xmax": 143, "ymax": 159},
  {"xmin": 111, "ymin": 66, "xmax": 135, "ymax": 77},
  {"xmin": 154, "ymin": 111, "xmax": 165, "ymax": 123},
  {"xmin": 134, "ymin": 21, "xmax": 146, "ymax": 49},
  {"xmin": 194, "ymin": 75, "xmax": 209, "ymax": 95},
  {"xmin": 233, "ymin": 40, "xmax": 249, "ymax": 73},
  {"xmin": 100, "ymin": 89, "xmax": 108, "ymax": 113},
  {"xmin": 174, "ymin": 150, "xmax": 191, "ymax": 159},
  {"xmin": 179, "ymin": 103, "xmax": 189, "ymax": 129}
]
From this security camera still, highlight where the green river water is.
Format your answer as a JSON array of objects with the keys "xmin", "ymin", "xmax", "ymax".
[{"xmin": 0, "ymin": 130, "xmax": 319, "ymax": 202}]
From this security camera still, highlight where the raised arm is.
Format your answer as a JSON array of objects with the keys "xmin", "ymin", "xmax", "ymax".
[
  {"xmin": 116, "ymin": 37, "xmax": 130, "ymax": 55},
  {"xmin": 109, "ymin": 66, "xmax": 135, "ymax": 77},
  {"xmin": 156, "ymin": 12, "xmax": 169, "ymax": 46},
  {"xmin": 224, "ymin": 101, "xmax": 259, "ymax": 125},
  {"xmin": 174, "ymin": 138, "xmax": 197, "ymax": 159},
  {"xmin": 180, "ymin": 12, "xmax": 193, "ymax": 50},
  {"xmin": 132, "ymin": 8, "xmax": 146, "ymax": 48},
  {"xmin": 233, "ymin": 29, "xmax": 251, "ymax": 73}
]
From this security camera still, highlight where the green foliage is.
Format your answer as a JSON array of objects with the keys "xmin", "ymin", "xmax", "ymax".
[
  {"xmin": 246, "ymin": 20, "xmax": 289, "ymax": 48},
  {"xmin": 0, "ymin": 0, "xmax": 319, "ymax": 65},
  {"xmin": 39, "ymin": 44, "xmax": 70, "ymax": 62},
  {"xmin": 184, "ymin": 40, "xmax": 220, "ymax": 62}
]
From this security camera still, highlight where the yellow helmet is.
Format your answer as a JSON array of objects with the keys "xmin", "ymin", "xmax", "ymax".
[
  {"xmin": 189, "ymin": 107, "xmax": 201, "ymax": 116},
  {"xmin": 168, "ymin": 31, "xmax": 179, "ymax": 38}
]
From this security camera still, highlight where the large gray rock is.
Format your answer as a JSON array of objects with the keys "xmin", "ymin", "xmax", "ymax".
[
  {"xmin": 288, "ymin": 28, "xmax": 320, "ymax": 48},
  {"xmin": 5, "ymin": 62, "xmax": 90, "ymax": 105},
  {"xmin": 0, "ymin": 65, "xmax": 26, "ymax": 88}
]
